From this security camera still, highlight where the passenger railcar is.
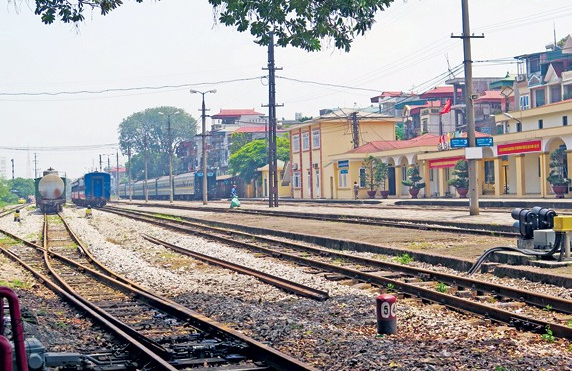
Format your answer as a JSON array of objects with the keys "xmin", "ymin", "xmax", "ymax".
[
  {"xmin": 195, "ymin": 171, "xmax": 217, "ymax": 200},
  {"xmin": 173, "ymin": 172, "xmax": 195, "ymax": 200},
  {"xmin": 119, "ymin": 170, "xmax": 217, "ymax": 200},
  {"xmin": 35, "ymin": 168, "xmax": 67, "ymax": 214},
  {"xmin": 71, "ymin": 172, "xmax": 111, "ymax": 207}
]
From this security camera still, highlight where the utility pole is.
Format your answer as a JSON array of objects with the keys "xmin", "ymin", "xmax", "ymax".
[
  {"xmin": 263, "ymin": 32, "xmax": 283, "ymax": 207},
  {"xmin": 33, "ymin": 153, "xmax": 38, "ymax": 179},
  {"xmin": 452, "ymin": 0, "xmax": 483, "ymax": 216},
  {"xmin": 159, "ymin": 110, "xmax": 180, "ymax": 203},
  {"xmin": 116, "ymin": 150, "xmax": 119, "ymax": 199},
  {"xmin": 128, "ymin": 146, "xmax": 132, "ymax": 202},
  {"xmin": 190, "ymin": 89, "xmax": 216, "ymax": 205},
  {"xmin": 144, "ymin": 134, "xmax": 149, "ymax": 203},
  {"xmin": 350, "ymin": 112, "xmax": 360, "ymax": 149},
  {"xmin": 11, "ymin": 159, "xmax": 14, "ymax": 180}
]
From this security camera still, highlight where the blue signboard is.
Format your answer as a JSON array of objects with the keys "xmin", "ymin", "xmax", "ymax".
[
  {"xmin": 340, "ymin": 169, "xmax": 348, "ymax": 174},
  {"xmin": 476, "ymin": 137, "xmax": 494, "ymax": 147},
  {"xmin": 450, "ymin": 138, "xmax": 468, "ymax": 148},
  {"xmin": 338, "ymin": 160, "xmax": 349, "ymax": 168}
]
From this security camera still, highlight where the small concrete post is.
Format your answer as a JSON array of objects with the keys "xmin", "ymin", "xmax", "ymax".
[{"xmin": 376, "ymin": 294, "xmax": 397, "ymax": 335}]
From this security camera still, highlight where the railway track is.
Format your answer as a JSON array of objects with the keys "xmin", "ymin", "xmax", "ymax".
[
  {"xmin": 109, "ymin": 200, "xmax": 518, "ymax": 237},
  {"xmin": 0, "ymin": 214, "xmax": 319, "ymax": 371},
  {"xmin": 103, "ymin": 205, "xmax": 572, "ymax": 340}
]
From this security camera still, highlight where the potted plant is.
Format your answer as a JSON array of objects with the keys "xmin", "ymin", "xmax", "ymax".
[
  {"xmin": 546, "ymin": 148, "xmax": 570, "ymax": 198},
  {"xmin": 362, "ymin": 155, "xmax": 379, "ymax": 198},
  {"xmin": 401, "ymin": 166, "xmax": 425, "ymax": 198},
  {"xmin": 447, "ymin": 159, "xmax": 469, "ymax": 198},
  {"xmin": 376, "ymin": 162, "xmax": 390, "ymax": 199}
]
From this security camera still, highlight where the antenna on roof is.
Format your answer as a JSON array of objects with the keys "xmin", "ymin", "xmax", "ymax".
[
  {"xmin": 446, "ymin": 54, "xmax": 455, "ymax": 79},
  {"xmin": 554, "ymin": 22, "xmax": 558, "ymax": 49}
]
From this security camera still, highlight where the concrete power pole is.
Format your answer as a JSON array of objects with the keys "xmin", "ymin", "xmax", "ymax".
[
  {"xmin": 453, "ymin": 0, "xmax": 483, "ymax": 216},
  {"xmin": 264, "ymin": 32, "xmax": 283, "ymax": 208},
  {"xmin": 351, "ymin": 112, "xmax": 360, "ymax": 149}
]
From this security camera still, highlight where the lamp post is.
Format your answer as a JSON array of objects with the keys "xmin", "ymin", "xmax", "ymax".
[
  {"xmin": 502, "ymin": 112, "xmax": 521, "ymax": 134},
  {"xmin": 190, "ymin": 89, "xmax": 216, "ymax": 205},
  {"xmin": 158, "ymin": 110, "xmax": 180, "ymax": 203}
]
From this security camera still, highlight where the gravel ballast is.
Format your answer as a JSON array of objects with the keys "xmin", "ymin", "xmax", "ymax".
[{"xmin": 1, "ymin": 206, "xmax": 572, "ymax": 370}]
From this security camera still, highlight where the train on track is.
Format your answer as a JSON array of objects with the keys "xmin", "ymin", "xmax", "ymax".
[
  {"xmin": 34, "ymin": 168, "xmax": 66, "ymax": 214},
  {"xmin": 71, "ymin": 171, "xmax": 111, "ymax": 207},
  {"xmin": 118, "ymin": 170, "xmax": 217, "ymax": 200}
]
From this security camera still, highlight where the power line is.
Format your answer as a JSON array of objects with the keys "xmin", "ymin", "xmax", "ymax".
[
  {"xmin": 0, "ymin": 77, "xmax": 264, "ymax": 97},
  {"xmin": 0, "ymin": 144, "xmax": 118, "ymax": 151}
]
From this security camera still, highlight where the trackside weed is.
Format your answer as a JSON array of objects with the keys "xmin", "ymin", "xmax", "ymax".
[
  {"xmin": 395, "ymin": 253, "xmax": 413, "ymax": 265},
  {"xmin": 542, "ymin": 325, "xmax": 555, "ymax": 343},
  {"xmin": 436, "ymin": 282, "xmax": 448, "ymax": 293}
]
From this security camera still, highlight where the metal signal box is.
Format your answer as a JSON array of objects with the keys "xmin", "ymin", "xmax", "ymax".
[{"xmin": 553, "ymin": 216, "xmax": 572, "ymax": 232}]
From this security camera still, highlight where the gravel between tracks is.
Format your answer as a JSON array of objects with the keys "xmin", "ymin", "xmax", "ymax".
[{"xmin": 2, "ymin": 206, "xmax": 572, "ymax": 370}]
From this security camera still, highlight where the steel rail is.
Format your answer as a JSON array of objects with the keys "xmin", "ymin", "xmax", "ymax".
[
  {"xmin": 2, "ymin": 218, "xmax": 319, "ymax": 371},
  {"xmin": 108, "ymin": 200, "xmax": 516, "ymax": 236},
  {"xmin": 104, "ymin": 206, "xmax": 572, "ymax": 340},
  {"xmin": 142, "ymin": 234, "xmax": 328, "ymax": 301},
  {"xmin": 0, "ymin": 227, "xmax": 179, "ymax": 371}
]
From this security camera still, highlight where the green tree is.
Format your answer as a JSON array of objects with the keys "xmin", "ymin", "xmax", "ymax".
[
  {"xmin": 547, "ymin": 148, "xmax": 570, "ymax": 186},
  {"xmin": 361, "ymin": 156, "xmax": 389, "ymax": 192},
  {"xmin": 447, "ymin": 160, "xmax": 469, "ymax": 189},
  {"xmin": 118, "ymin": 107, "xmax": 197, "ymax": 181},
  {"xmin": 0, "ymin": 178, "xmax": 18, "ymax": 205},
  {"xmin": 229, "ymin": 132, "xmax": 253, "ymax": 155},
  {"xmin": 8, "ymin": 178, "xmax": 35, "ymax": 199},
  {"xmin": 228, "ymin": 136, "xmax": 290, "ymax": 183},
  {"xmin": 34, "ymin": 0, "xmax": 395, "ymax": 52},
  {"xmin": 402, "ymin": 166, "xmax": 425, "ymax": 190},
  {"xmin": 395, "ymin": 122, "xmax": 404, "ymax": 140}
]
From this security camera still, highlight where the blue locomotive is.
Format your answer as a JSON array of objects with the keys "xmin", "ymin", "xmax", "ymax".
[
  {"xmin": 71, "ymin": 172, "xmax": 111, "ymax": 207},
  {"xmin": 119, "ymin": 170, "xmax": 217, "ymax": 200}
]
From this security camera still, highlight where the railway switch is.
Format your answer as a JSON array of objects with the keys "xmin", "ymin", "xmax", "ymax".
[
  {"xmin": 553, "ymin": 216, "xmax": 572, "ymax": 232},
  {"xmin": 511, "ymin": 208, "xmax": 538, "ymax": 240},
  {"xmin": 530, "ymin": 206, "xmax": 557, "ymax": 230},
  {"xmin": 376, "ymin": 294, "xmax": 397, "ymax": 335}
]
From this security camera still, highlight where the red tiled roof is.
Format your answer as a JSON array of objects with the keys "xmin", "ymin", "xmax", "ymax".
[
  {"xmin": 348, "ymin": 132, "xmax": 491, "ymax": 154},
  {"xmin": 212, "ymin": 109, "xmax": 264, "ymax": 118},
  {"xmin": 348, "ymin": 134, "xmax": 441, "ymax": 153},
  {"xmin": 474, "ymin": 90, "xmax": 504, "ymax": 103},
  {"xmin": 233, "ymin": 126, "xmax": 286, "ymax": 134},
  {"xmin": 419, "ymin": 86, "xmax": 462, "ymax": 99}
]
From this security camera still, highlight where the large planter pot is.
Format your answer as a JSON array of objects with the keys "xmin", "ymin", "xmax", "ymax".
[
  {"xmin": 551, "ymin": 185, "xmax": 568, "ymax": 199},
  {"xmin": 408, "ymin": 187, "xmax": 420, "ymax": 199},
  {"xmin": 455, "ymin": 187, "xmax": 468, "ymax": 198},
  {"xmin": 380, "ymin": 190, "xmax": 390, "ymax": 199},
  {"xmin": 367, "ymin": 190, "xmax": 377, "ymax": 199}
]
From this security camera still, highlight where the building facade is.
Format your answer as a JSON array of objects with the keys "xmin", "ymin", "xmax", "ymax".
[{"xmin": 286, "ymin": 109, "xmax": 397, "ymax": 200}]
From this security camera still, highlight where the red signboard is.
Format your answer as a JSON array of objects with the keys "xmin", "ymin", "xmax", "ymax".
[
  {"xmin": 497, "ymin": 140, "xmax": 541, "ymax": 156},
  {"xmin": 429, "ymin": 156, "xmax": 465, "ymax": 169}
]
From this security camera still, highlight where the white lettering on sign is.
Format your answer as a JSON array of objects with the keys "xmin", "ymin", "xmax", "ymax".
[
  {"xmin": 380, "ymin": 302, "xmax": 397, "ymax": 319},
  {"xmin": 381, "ymin": 302, "xmax": 390, "ymax": 318},
  {"xmin": 390, "ymin": 303, "xmax": 397, "ymax": 317}
]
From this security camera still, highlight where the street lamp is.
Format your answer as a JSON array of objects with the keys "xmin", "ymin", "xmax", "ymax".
[
  {"xmin": 502, "ymin": 112, "xmax": 522, "ymax": 133},
  {"xmin": 190, "ymin": 89, "xmax": 217, "ymax": 205},
  {"xmin": 158, "ymin": 110, "xmax": 180, "ymax": 203}
]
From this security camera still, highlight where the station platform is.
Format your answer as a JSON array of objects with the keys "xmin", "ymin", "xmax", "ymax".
[{"xmin": 269, "ymin": 196, "xmax": 572, "ymax": 210}]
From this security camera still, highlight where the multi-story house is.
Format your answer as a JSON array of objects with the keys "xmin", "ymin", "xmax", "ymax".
[
  {"xmin": 178, "ymin": 108, "xmax": 271, "ymax": 176},
  {"xmin": 333, "ymin": 35, "xmax": 572, "ymax": 200},
  {"xmin": 286, "ymin": 109, "xmax": 397, "ymax": 200}
]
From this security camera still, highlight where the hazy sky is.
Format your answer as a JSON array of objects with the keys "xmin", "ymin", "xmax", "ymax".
[{"xmin": 1, "ymin": 0, "xmax": 571, "ymax": 179}]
